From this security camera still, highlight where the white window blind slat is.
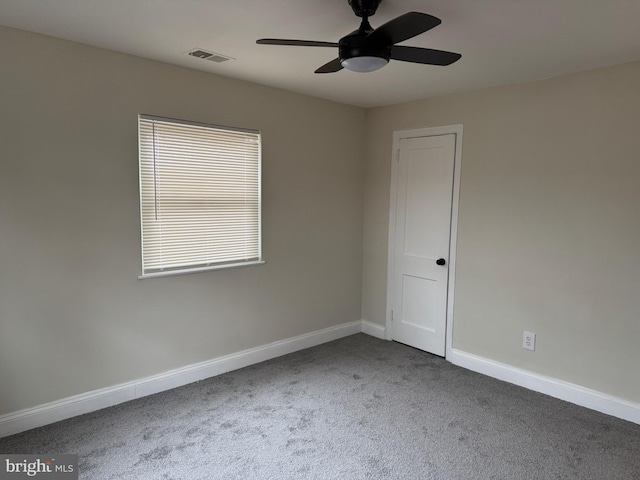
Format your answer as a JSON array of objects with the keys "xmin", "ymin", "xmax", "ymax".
[{"xmin": 138, "ymin": 115, "xmax": 262, "ymax": 276}]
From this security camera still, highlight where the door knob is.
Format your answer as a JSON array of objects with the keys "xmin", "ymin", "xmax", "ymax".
[{"xmin": 436, "ymin": 258, "xmax": 446, "ymax": 266}]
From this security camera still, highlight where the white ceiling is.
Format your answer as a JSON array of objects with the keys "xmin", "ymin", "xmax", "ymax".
[{"xmin": 1, "ymin": 0, "xmax": 639, "ymax": 108}]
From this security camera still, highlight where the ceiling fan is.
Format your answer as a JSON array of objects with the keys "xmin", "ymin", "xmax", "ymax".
[{"xmin": 256, "ymin": 0, "xmax": 461, "ymax": 73}]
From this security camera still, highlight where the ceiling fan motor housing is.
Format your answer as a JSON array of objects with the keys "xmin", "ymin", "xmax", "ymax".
[
  {"xmin": 339, "ymin": 22, "xmax": 390, "ymax": 64},
  {"xmin": 338, "ymin": 29, "xmax": 390, "ymax": 72}
]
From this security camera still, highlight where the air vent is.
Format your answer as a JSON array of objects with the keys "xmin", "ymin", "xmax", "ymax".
[{"xmin": 186, "ymin": 48, "xmax": 234, "ymax": 64}]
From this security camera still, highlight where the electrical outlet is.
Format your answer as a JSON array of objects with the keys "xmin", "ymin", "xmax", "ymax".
[{"xmin": 523, "ymin": 331, "xmax": 536, "ymax": 351}]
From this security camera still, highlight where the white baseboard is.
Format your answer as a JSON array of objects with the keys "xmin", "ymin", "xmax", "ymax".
[
  {"xmin": 450, "ymin": 348, "xmax": 640, "ymax": 425},
  {"xmin": 11, "ymin": 324, "xmax": 633, "ymax": 439},
  {"xmin": 0, "ymin": 320, "xmax": 362, "ymax": 438},
  {"xmin": 361, "ymin": 320, "xmax": 386, "ymax": 339}
]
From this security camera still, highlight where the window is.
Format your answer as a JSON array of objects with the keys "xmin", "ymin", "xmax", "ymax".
[{"xmin": 138, "ymin": 115, "xmax": 263, "ymax": 278}]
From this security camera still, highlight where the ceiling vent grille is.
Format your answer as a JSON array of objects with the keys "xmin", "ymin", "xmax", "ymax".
[{"xmin": 186, "ymin": 48, "xmax": 234, "ymax": 63}]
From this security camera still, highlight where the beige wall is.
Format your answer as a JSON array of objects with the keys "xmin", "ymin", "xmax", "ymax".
[
  {"xmin": 2, "ymin": 24, "xmax": 639, "ymax": 418},
  {"xmin": 0, "ymin": 26, "xmax": 366, "ymax": 415},
  {"xmin": 363, "ymin": 61, "xmax": 640, "ymax": 403}
]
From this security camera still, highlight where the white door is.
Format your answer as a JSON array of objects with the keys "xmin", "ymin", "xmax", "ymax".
[{"xmin": 389, "ymin": 134, "xmax": 456, "ymax": 356}]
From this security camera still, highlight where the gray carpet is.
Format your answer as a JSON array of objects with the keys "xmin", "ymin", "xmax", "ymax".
[{"xmin": 1, "ymin": 334, "xmax": 639, "ymax": 479}]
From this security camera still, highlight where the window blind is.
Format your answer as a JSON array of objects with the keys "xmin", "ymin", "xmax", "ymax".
[{"xmin": 138, "ymin": 115, "xmax": 261, "ymax": 276}]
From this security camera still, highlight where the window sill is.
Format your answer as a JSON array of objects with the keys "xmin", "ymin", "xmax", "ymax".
[{"xmin": 138, "ymin": 260, "xmax": 266, "ymax": 280}]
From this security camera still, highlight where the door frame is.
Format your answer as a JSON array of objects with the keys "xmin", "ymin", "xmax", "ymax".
[{"xmin": 385, "ymin": 124, "xmax": 463, "ymax": 361}]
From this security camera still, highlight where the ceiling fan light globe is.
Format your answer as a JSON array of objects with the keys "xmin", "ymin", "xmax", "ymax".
[{"xmin": 341, "ymin": 56, "xmax": 388, "ymax": 72}]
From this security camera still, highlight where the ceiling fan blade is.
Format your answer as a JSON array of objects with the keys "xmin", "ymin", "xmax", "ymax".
[
  {"xmin": 390, "ymin": 46, "xmax": 461, "ymax": 66},
  {"xmin": 367, "ymin": 12, "xmax": 441, "ymax": 45},
  {"xmin": 257, "ymin": 39, "xmax": 338, "ymax": 48},
  {"xmin": 315, "ymin": 58, "xmax": 344, "ymax": 74}
]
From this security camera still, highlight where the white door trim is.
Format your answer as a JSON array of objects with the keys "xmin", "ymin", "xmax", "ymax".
[{"xmin": 386, "ymin": 125, "xmax": 463, "ymax": 361}]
